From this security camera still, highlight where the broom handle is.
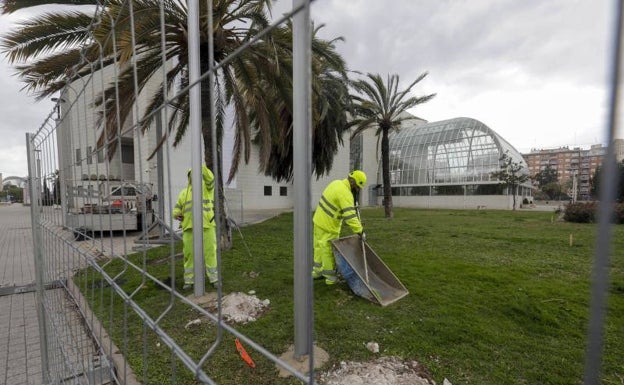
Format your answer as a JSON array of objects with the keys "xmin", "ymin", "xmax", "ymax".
[
  {"xmin": 356, "ymin": 203, "xmax": 369, "ymax": 284},
  {"xmin": 362, "ymin": 236, "xmax": 369, "ymax": 284}
]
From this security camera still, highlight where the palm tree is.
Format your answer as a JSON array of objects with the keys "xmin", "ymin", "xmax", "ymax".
[
  {"xmin": 228, "ymin": 22, "xmax": 351, "ymax": 182},
  {"xmin": 1, "ymin": 0, "xmax": 350, "ymax": 246},
  {"xmin": 348, "ymin": 73, "xmax": 435, "ymax": 218}
]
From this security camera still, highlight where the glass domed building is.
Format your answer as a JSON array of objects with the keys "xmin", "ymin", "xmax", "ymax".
[{"xmin": 369, "ymin": 117, "xmax": 532, "ymax": 209}]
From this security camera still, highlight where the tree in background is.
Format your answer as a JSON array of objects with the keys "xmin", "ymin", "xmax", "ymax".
[
  {"xmin": 533, "ymin": 164, "xmax": 558, "ymax": 187},
  {"xmin": 531, "ymin": 164, "xmax": 562, "ymax": 200},
  {"xmin": 0, "ymin": 185, "xmax": 23, "ymax": 203},
  {"xmin": 590, "ymin": 165, "xmax": 602, "ymax": 199},
  {"xmin": 541, "ymin": 182, "xmax": 563, "ymax": 201},
  {"xmin": 590, "ymin": 160, "xmax": 624, "ymax": 202},
  {"xmin": 42, "ymin": 182, "xmax": 53, "ymax": 206},
  {"xmin": 53, "ymin": 170, "xmax": 61, "ymax": 205},
  {"xmin": 490, "ymin": 151, "xmax": 529, "ymax": 210},
  {"xmin": 348, "ymin": 73, "xmax": 435, "ymax": 218}
]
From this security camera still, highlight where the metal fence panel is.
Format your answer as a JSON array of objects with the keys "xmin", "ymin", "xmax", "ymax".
[{"xmin": 25, "ymin": 1, "xmax": 315, "ymax": 384}]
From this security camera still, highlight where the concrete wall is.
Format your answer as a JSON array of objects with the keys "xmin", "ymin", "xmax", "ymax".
[
  {"xmin": 359, "ymin": 128, "xmax": 380, "ymax": 207},
  {"xmin": 60, "ymin": 66, "xmax": 134, "ymax": 183},
  {"xmin": 311, "ymin": 137, "xmax": 352, "ymax": 209},
  {"xmin": 227, "ymin": 156, "xmax": 293, "ymax": 210},
  {"xmin": 227, "ymin": 127, "xmax": 353, "ymax": 212},
  {"xmin": 58, "ymin": 66, "xmax": 136, "ymax": 214},
  {"xmin": 391, "ymin": 195, "xmax": 514, "ymax": 210}
]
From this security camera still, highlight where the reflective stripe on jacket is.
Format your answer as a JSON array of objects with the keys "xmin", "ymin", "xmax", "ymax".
[
  {"xmin": 173, "ymin": 165, "xmax": 215, "ymax": 230},
  {"xmin": 313, "ymin": 178, "xmax": 363, "ymax": 234}
]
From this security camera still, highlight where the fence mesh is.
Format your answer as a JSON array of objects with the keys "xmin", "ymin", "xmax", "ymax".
[{"xmin": 25, "ymin": 1, "xmax": 316, "ymax": 384}]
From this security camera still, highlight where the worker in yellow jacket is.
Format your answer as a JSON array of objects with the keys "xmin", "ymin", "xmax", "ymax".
[
  {"xmin": 173, "ymin": 165, "xmax": 218, "ymax": 290},
  {"xmin": 313, "ymin": 170, "xmax": 367, "ymax": 285}
]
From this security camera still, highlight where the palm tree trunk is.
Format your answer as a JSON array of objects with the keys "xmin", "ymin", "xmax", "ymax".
[
  {"xmin": 381, "ymin": 127, "xmax": 393, "ymax": 218},
  {"xmin": 200, "ymin": 60, "xmax": 233, "ymax": 250}
]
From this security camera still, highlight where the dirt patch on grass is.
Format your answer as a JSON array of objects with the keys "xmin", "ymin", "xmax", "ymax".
[
  {"xmin": 188, "ymin": 290, "xmax": 447, "ymax": 384},
  {"xmin": 198, "ymin": 291, "xmax": 270, "ymax": 324},
  {"xmin": 319, "ymin": 356, "xmax": 438, "ymax": 385}
]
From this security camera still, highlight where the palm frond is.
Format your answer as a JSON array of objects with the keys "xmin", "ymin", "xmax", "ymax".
[
  {"xmin": 1, "ymin": 11, "xmax": 94, "ymax": 63},
  {"xmin": 2, "ymin": 0, "xmax": 351, "ymax": 184},
  {"xmin": 0, "ymin": 0, "xmax": 97, "ymax": 14}
]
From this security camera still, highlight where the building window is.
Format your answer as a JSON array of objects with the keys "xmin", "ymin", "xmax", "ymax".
[
  {"xmin": 97, "ymin": 148, "xmax": 105, "ymax": 163},
  {"xmin": 87, "ymin": 146, "xmax": 93, "ymax": 164},
  {"xmin": 433, "ymin": 185, "xmax": 464, "ymax": 196},
  {"xmin": 350, "ymin": 134, "xmax": 363, "ymax": 170},
  {"xmin": 75, "ymin": 148, "xmax": 81, "ymax": 165},
  {"xmin": 264, "ymin": 186, "xmax": 272, "ymax": 196},
  {"xmin": 121, "ymin": 143, "xmax": 134, "ymax": 164},
  {"xmin": 280, "ymin": 186, "xmax": 287, "ymax": 196}
]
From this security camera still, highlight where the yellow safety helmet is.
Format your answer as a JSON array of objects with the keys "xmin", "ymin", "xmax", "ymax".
[
  {"xmin": 349, "ymin": 170, "xmax": 367, "ymax": 189},
  {"xmin": 186, "ymin": 165, "xmax": 212, "ymax": 185}
]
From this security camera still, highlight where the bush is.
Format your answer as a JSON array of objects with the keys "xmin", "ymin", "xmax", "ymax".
[
  {"xmin": 523, "ymin": 197, "xmax": 529, "ymax": 205},
  {"xmin": 563, "ymin": 202, "xmax": 596, "ymax": 223},
  {"xmin": 533, "ymin": 190, "xmax": 549, "ymax": 201},
  {"xmin": 614, "ymin": 203, "xmax": 624, "ymax": 224},
  {"xmin": 564, "ymin": 202, "xmax": 624, "ymax": 224}
]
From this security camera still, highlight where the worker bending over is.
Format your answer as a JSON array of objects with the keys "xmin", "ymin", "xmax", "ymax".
[{"xmin": 313, "ymin": 170, "xmax": 367, "ymax": 285}]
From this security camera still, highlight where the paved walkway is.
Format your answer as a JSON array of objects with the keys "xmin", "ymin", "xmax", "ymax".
[
  {"xmin": 0, "ymin": 204, "xmax": 42, "ymax": 385},
  {"xmin": 0, "ymin": 204, "xmax": 287, "ymax": 385}
]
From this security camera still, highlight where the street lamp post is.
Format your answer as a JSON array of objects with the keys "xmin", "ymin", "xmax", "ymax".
[{"xmin": 51, "ymin": 97, "xmax": 69, "ymax": 223}]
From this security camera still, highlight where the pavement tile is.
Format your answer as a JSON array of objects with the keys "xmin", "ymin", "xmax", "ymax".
[
  {"xmin": 0, "ymin": 205, "xmax": 42, "ymax": 384},
  {"xmin": 0, "ymin": 204, "xmax": 285, "ymax": 384}
]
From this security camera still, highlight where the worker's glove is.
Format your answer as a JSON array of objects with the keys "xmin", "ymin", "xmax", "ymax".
[{"xmin": 359, "ymin": 232, "xmax": 367, "ymax": 242}]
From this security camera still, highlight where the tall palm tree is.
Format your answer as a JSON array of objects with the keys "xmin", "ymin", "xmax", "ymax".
[
  {"xmin": 228, "ymin": 22, "xmax": 351, "ymax": 182},
  {"xmin": 349, "ymin": 72, "xmax": 435, "ymax": 218},
  {"xmin": 1, "ymin": 0, "xmax": 350, "ymax": 245}
]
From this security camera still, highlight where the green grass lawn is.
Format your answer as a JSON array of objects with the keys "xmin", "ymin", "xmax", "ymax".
[{"xmin": 75, "ymin": 208, "xmax": 624, "ymax": 385}]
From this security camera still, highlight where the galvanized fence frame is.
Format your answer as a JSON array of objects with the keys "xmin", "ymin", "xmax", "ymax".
[{"xmin": 26, "ymin": 0, "xmax": 316, "ymax": 384}]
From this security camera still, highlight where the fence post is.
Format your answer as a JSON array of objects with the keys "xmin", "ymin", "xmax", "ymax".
[
  {"xmin": 26, "ymin": 132, "xmax": 50, "ymax": 384},
  {"xmin": 292, "ymin": 0, "xmax": 314, "ymax": 363},
  {"xmin": 187, "ymin": 0, "xmax": 206, "ymax": 296},
  {"xmin": 584, "ymin": 1, "xmax": 624, "ymax": 383}
]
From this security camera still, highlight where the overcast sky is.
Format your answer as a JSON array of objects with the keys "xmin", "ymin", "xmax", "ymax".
[
  {"xmin": 301, "ymin": 0, "xmax": 616, "ymax": 150},
  {"xmin": 0, "ymin": 0, "xmax": 617, "ymax": 178}
]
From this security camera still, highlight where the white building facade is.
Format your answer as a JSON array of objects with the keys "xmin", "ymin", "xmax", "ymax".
[{"xmin": 56, "ymin": 65, "xmax": 531, "ymax": 223}]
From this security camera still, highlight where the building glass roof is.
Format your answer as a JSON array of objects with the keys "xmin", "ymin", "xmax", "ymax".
[{"xmin": 387, "ymin": 117, "xmax": 529, "ymax": 186}]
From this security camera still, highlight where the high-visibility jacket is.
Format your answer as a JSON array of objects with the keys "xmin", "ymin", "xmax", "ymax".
[
  {"xmin": 173, "ymin": 165, "xmax": 215, "ymax": 230},
  {"xmin": 313, "ymin": 178, "xmax": 363, "ymax": 234}
]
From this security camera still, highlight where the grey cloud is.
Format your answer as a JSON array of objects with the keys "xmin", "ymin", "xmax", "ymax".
[
  {"xmin": 0, "ymin": 7, "xmax": 63, "ymax": 176},
  {"xmin": 307, "ymin": 0, "xmax": 609, "ymax": 89}
]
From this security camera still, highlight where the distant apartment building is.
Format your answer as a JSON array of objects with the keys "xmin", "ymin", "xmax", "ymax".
[{"xmin": 522, "ymin": 139, "xmax": 624, "ymax": 201}]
